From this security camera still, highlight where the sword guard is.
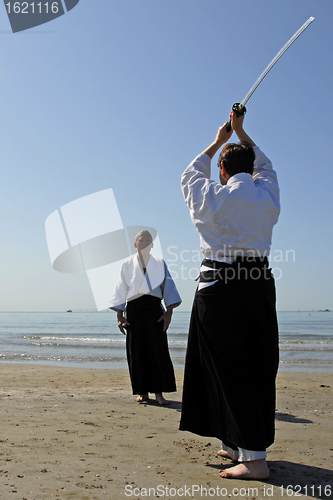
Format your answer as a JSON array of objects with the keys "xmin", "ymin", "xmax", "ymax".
[
  {"xmin": 226, "ymin": 103, "xmax": 247, "ymax": 132},
  {"xmin": 232, "ymin": 103, "xmax": 247, "ymax": 116}
]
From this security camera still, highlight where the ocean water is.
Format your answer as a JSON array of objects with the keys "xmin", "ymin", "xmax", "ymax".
[{"xmin": 0, "ymin": 311, "xmax": 332, "ymax": 372}]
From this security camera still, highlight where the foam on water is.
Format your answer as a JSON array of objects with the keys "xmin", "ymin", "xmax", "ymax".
[{"xmin": 0, "ymin": 311, "xmax": 332, "ymax": 371}]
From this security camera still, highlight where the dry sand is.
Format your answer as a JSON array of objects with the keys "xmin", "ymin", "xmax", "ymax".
[{"xmin": 0, "ymin": 365, "xmax": 332, "ymax": 500}]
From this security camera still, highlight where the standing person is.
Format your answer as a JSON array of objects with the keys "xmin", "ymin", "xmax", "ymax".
[
  {"xmin": 109, "ymin": 230, "xmax": 181, "ymax": 405},
  {"xmin": 179, "ymin": 111, "xmax": 280, "ymax": 479}
]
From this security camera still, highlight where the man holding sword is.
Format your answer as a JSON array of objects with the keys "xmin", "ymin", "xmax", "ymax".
[{"xmin": 179, "ymin": 111, "xmax": 280, "ymax": 479}]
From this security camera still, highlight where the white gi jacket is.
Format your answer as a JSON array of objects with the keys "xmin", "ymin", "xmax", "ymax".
[
  {"xmin": 109, "ymin": 254, "xmax": 181, "ymax": 311},
  {"xmin": 181, "ymin": 146, "xmax": 280, "ymax": 263}
]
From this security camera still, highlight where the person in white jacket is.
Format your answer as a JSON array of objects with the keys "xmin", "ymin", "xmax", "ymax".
[
  {"xmin": 109, "ymin": 230, "xmax": 181, "ymax": 405},
  {"xmin": 179, "ymin": 111, "xmax": 280, "ymax": 479}
]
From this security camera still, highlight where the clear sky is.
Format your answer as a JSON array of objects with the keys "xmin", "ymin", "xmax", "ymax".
[{"xmin": 1, "ymin": 0, "xmax": 332, "ymax": 312}]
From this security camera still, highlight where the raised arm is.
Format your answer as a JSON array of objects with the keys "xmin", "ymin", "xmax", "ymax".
[
  {"xmin": 201, "ymin": 121, "xmax": 233, "ymax": 159},
  {"xmin": 201, "ymin": 109, "xmax": 256, "ymax": 160}
]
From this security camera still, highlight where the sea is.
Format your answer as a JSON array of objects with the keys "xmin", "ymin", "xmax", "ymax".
[{"xmin": 0, "ymin": 311, "xmax": 332, "ymax": 372}]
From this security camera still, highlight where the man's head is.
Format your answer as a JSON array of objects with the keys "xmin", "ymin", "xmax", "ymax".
[
  {"xmin": 134, "ymin": 230, "xmax": 153, "ymax": 253},
  {"xmin": 218, "ymin": 143, "xmax": 255, "ymax": 182}
]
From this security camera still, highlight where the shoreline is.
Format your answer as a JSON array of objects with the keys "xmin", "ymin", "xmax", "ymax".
[
  {"xmin": 0, "ymin": 365, "xmax": 332, "ymax": 499},
  {"xmin": 1, "ymin": 360, "xmax": 332, "ymax": 372}
]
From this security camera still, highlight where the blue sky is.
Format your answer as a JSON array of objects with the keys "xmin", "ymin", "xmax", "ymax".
[{"xmin": 1, "ymin": 0, "xmax": 332, "ymax": 311}]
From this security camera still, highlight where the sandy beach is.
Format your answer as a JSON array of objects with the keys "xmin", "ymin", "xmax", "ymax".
[{"xmin": 0, "ymin": 365, "xmax": 332, "ymax": 500}]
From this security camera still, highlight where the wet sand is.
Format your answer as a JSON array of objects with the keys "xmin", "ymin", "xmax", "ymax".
[{"xmin": 0, "ymin": 365, "xmax": 332, "ymax": 499}]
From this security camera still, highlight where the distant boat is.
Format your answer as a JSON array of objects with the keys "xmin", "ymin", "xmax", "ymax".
[
  {"xmin": 318, "ymin": 309, "xmax": 330, "ymax": 312},
  {"xmin": 67, "ymin": 310, "xmax": 72, "ymax": 312}
]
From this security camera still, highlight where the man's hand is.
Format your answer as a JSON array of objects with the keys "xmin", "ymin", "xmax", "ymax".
[
  {"xmin": 158, "ymin": 308, "xmax": 173, "ymax": 332},
  {"xmin": 229, "ymin": 110, "xmax": 245, "ymax": 134},
  {"xmin": 214, "ymin": 121, "xmax": 233, "ymax": 146},
  {"xmin": 117, "ymin": 314, "xmax": 130, "ymax": 335},
  {"xmin": 229, "ymin": 110, "xmax": 256, "ymax": 147},
  {"xmin": 202, "ymin": 122, "xmax": 233, "ymax": 159}
]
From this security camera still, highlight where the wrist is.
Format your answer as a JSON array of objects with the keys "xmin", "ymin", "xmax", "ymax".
[
  {"xmin": 214, "ymin": 134, "xmax": 228, "ymax": 146},
  {"xmin": 203, "ymin": 140, "xmax": 223, "ymax": 159},
  {"xmin": 233, "ymin": 127, "xmax": 243, "ymax": 136}
]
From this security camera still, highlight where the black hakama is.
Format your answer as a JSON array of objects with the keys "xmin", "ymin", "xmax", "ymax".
[
  {"xmin": 125, "ymin": 295, "xmax": 176, "ymax": 395},
  {"xmin": 179, "ymin": 258, "xmax": 279, "ymax": 452}
]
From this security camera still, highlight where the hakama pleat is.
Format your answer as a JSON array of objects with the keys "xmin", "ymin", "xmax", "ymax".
[
  {"xmin": 126, "ymin": 295, "xmax": 176, "ymax": 395},
  {"xmin": 179, "ymin": 264, "xmax": 279, "ymax": 451}
]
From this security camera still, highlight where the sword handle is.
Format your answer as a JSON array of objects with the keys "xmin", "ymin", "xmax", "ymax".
[{"xmin": 226, "ymin": 103, "xmax": 247, "ymax": 132}]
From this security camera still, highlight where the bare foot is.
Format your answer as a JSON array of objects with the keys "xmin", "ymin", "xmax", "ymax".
[
  {"xmin": 219, "ymin": 459, "xmax": 270, "ymax": 479},
  {"xmin": 135, "ymin": 394, "xmax": 148, "ymax": 403},
  {"xmin": 155, "ymin": 393, "xmax": 168, "ymax": 405},
  {"xmin": 217, "ymin": 450, "xmax": 238, "ymax": 461}
]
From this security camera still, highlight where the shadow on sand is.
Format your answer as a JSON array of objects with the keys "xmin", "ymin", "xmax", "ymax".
[
  {"xmin": 136, "ymin": 398, "xmax": 182, "ymax": 411},
  {"xmin": 208, "ymin": 461, "xmax": 333, "ymax": 499},
  {"xmin": 275, "ymin": 412, "xmax": 313, "ymax": 424}
]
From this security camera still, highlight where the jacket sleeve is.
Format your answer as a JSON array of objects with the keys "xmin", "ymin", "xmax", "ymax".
[
  {"xmin": 181, "ymin": 152, "xmax": 225, "ymax": 225},
  {"xmin": 252, "ymin": 146, "xmax": 280, "ymax": 210},
  {"xmin": 108, "ymin": 263, "xmax": 129, "ymax": 311},
  {"xmin": 161, "ymin": 261, "xmax": 182, "ymax": 309}
]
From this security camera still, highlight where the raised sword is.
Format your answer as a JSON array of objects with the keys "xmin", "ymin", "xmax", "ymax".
[{"xmin": 226, "ymin": 16, "xmax": 315, "ymax": 132}]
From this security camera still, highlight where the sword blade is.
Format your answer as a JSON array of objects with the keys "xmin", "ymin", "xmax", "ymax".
[{"xmin": 241, "ymin": 16, "xmax": 315, "ymax": 106}]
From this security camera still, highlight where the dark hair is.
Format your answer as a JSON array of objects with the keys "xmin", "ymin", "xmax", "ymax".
[{"xmin": 217, "ymin": 142, "xmax": 255, "ymax": 177}]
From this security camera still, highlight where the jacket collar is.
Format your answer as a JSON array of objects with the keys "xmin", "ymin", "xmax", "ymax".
[{"xmin": 227, "ymin": 172, "xmax": 254, "ymax": 186}]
